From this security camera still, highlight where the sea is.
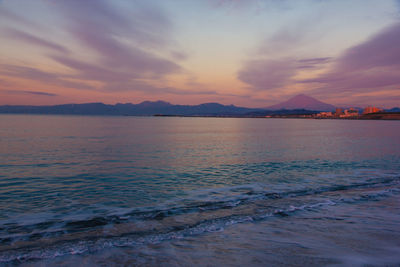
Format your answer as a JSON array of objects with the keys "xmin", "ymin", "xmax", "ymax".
[{"xmin": 0, "ymin": 114, "xmax": 400, "ymax": 266}]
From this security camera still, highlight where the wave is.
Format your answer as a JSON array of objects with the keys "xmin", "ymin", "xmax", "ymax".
[
  {"xmin": 1, "ymin": 173, "xmax": 399, "ymax": 264},
  {"xmin": 1, "ymin": 173, "xmax": 399, "ymax": 236}
]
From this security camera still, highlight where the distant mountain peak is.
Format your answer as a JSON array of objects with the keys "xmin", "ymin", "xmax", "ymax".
[
  {"xmin": 138, "ymin": 100, "xmax": 172, "ymax": 107},
  {"xmin": 291, "ymin": 94, "xmax": 317, "ymax": 101},
  {"xmin": 199, "ymin": 102, "xmax": 224, "ymax": 107},
  {"xmin": 267, "ymin": 94, "xmax": 336, "ymax": 111},
  {"xmin": 294, "ymin": 93, "xmax": 307, "ymax": 97}
]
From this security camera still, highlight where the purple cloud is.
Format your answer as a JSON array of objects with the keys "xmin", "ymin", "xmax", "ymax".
[
  {"xmin": 50, "ymin": 56, "xmax": 140, "ymax": 83},
  {"xmin": 0, "ymin": 8, "xmax": 39, "ymax": 29},
  {"xmin": 47, "ymin": 0, "xmax": 182, "ymax": 92},
  {"xmin": 337, "ymin": 23, "xmax": 400, "ymax": 71},
  {"xmin": 55, "ymin": 0, "xmax": 172, "ymax": 48},
  {"xmin": 297, "ymin": 57, "xmax": 331, "ymax": 64},
  {"xmin": 238, "ymin": 57, "xmax": 331, "ymax": 90},
  {"xmin": 303, "ymin": 22, "xmax": 400, "ymax": 93},
  {"xmin": 0, "ymin": 1, "xmax": 186, "ymax": 97},
  {"xmin": 3, "ymin": 90, "xmax": 58, "ymax": 97},
  {"xmin": 296, "ymin": 57, "xmax": 332, "ymax": 69},
  {"xmin": 0, "ymin": 64, "xmax": 93, "ymax": 91},
  {"xmin": 3, "ymin": 28, "xmax": 69, "ymax": 54},
  {"xmin": 239, "ymin": 21, "xmax": 400, "ymax": 106},
  {"xmin": 210, "ymin": 0, "xmax": 292, "ymax": 13},
  {"xmin": 238, "ymin": 59, "xmax": 297, "ymax": 90},
  {"xmin": 1, "ymin": 65, "xmax": 62, "ymax": 82}
]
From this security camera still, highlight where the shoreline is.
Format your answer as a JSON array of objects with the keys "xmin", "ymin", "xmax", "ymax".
[
  {"xmin": 0, "ymin": 112, "xmax": 399, "ymax": 120},
  {"xmin": 154, "ymin": 113, "xmax": 400, "ymax": 120}
]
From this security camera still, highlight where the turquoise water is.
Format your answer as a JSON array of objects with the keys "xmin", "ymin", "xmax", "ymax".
[{"xmin": 1, "ymin": 115, "xmax": 400, "ymax": 266}]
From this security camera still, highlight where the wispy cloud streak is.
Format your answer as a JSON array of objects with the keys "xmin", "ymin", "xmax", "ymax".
[
  {"xmin": 238, "ymin": 57, "xmax": 331, "ymax": 90},
  {"xmin": 3, "ymin": 28, "xmax": 69, "ymax": 54},
  {"xmin": 47, "ymin": 0, "xmax": 182, "ymax": 92},
  {"xmin": 0, "ymin": 0, "xmax": 185, "ymax": 96},
  {"xmin": 2, "ymin": 90, "xmax": 58, "ymax": 96}
]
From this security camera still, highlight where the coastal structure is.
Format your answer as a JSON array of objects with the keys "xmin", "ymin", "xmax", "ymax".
[
  {"xmin": 318, "ymin": 108, "xmax": 359, "ymax": 118},
  {"xmin": 315, "ymin": 112, "xmax": 334, "ymax": 118},
  {"xmin": 315, "ymin": 107, "xmax": 388, "ymax": 119},
  {"xmin": 341, "ymin": 108, "xmax": 359, "ymax": 118},
  {"xmin": 335, "ymin": 108, "xmax": 344, "ymax": 117},
  {"xmin": 363, "ymin": 106, "xmax": 383, "ymax": 114}
]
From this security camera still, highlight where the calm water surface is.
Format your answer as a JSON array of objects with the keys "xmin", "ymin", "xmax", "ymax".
[{"xmin": 0, "ymin": 115, "xmax": 400, "ymax": 266}]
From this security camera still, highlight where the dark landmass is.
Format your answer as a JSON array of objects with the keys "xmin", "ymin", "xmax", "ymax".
[
  {"xmin": 360, "ymin": 112, "xmax": 400, "ymax": 120},
  {"xmin": 246, "ymin": 109, "xmax": 319, "ymax": 117},
  {"xmin": 0, "ymin": 100, "xmax": 398, "ymax": 119},
  {"xmin": 386, "ymin": 107, "xmax": 400, "ymax": 113},
  {"xmin": 0, "ymin": 100, "xmax": 322, "ymax": 117},
  {"xmin": 0, "ymin": 94, "xmax": 334, "ymax": 116},
  {"xmin": 266, "ymin": 94, "xmax": 336, "ymax": 111},
  {"xmin": 0, "ymin": 101, "xmax": 263, "ymax": 116}
]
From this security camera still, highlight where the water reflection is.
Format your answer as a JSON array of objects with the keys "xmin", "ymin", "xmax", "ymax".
[{"xmin": 1, "ymin": 115, "xmax": 400, "ymax": 215}]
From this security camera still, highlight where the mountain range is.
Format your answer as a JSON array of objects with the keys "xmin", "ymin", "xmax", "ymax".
[
  {"xmin": 0, "ymin": 95, "xmax": 395, "ymax": 116},
  {"xmin": 0, "ymin": 101, "xmax": 259, "ymax": 116}
]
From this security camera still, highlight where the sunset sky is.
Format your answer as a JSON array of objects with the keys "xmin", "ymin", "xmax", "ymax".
[{"xmin": 1, "ymin": 0, "xmax": 400, "ymax": 108}]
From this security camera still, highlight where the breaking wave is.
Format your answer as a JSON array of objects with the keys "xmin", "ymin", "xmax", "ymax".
[{"xmin": 1, "ymin": 173, "xmax": 399, "ymax": 264}]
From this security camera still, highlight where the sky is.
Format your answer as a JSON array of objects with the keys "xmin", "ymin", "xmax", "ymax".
[{"xmin": 0, "ymin": 0, "xmax": 400, "ymax": 108}]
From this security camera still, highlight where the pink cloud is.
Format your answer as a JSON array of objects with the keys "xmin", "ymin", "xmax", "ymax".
[
  {"xmin": 2, "ymin": 90, "xmax": 58, "ymax": 97},
  {"xmin": 48, "ymin": 0, "xmax": 182, "ymax": 92},
  {"xmin": 1, "ymin": 0, "xmax": 187, "ymax": 97},
  {"xmin": 237, "ymin": 57, "xmax": 331, "ymax": 90},
  {"xmin": 238, "ymin": 59, "xmax": 297, "ymax": 90},
  {"xmin": 238, "ymin": 21, "xmax": 400, "ymax": 106},
  {"xmin": 303, "ymin": 22, "xmax": 400, "ymax": 93}
]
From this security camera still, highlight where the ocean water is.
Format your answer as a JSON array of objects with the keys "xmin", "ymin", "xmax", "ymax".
[{"xmin": 0, "ymin": 115, "xmax": 400, "ymax": 266}]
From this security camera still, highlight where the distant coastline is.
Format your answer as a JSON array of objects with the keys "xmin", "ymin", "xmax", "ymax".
[
  {"xmin": 1, "ymin": 98, "xmax": 399, "ymax": 120},
  {"xmin": 154, "ymin": 113, "xmax": 400, "ymax": 120}
]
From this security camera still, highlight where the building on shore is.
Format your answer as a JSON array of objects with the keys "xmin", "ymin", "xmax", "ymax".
[
  {"xmin": 341, "ymin": 108, "xmax": 359, "ymax": 118},
  {"xmin": 363, "ymin": 106, "xmax": 383, "ymax": 114},
  {"xmin": 315, "ymin": 112, "xmax": 333, "ymax": 118},
  {"xmin": 335, "ymin": 108, "xmax": 343, "ymax": 117},
  {"xmin": 314, "ymin": 106, "xmax": 400, "ymax": 120},
  {"xmin": 316, "ymin": 108, "xmax": 359, "ymax": 118}
]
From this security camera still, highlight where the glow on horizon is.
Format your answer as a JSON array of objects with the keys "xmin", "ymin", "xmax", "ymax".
[{"xmin": 0, "ymin": 0, "xmax": 399, "ymax": 108}]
